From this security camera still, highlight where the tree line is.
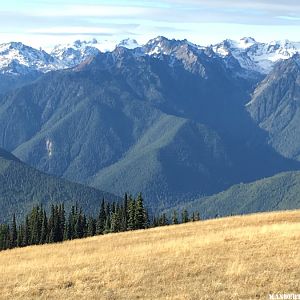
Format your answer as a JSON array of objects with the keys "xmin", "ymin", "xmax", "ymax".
[{"xmin": 0, "ymin": 193, "xmax": 200, "ymax": 251}]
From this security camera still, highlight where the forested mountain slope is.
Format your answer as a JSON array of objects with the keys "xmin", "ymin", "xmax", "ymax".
[{"xmin": 0, "ymin": 148, "xmax": 118, "ymax": 223}]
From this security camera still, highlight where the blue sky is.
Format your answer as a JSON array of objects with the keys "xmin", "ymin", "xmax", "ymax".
[{"xmin": 1, "ymin": 0, "xmax": 300, "ymax": 50}]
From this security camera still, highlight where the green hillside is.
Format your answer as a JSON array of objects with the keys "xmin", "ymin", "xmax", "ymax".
[
  {"xmin": 0, "ymin": 149, "xmax": 118, "ymax": 223},
  {"xmin": 170, "ymin": 171, "xmax": 300, "ymax": 219},
  {"xmin": 89, "ymin": 114, "xmax": 232, "ymax": 211},
  {"xmin": 247, "ymin": 57, "xmax": 300, "ymax": 161}
]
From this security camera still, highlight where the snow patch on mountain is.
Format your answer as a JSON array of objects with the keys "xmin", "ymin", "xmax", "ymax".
[
  {"xmin": 117, "ymin": 38, "xmax": 140, "ymax": 49},
  {"xmin": 213, "ymin": 37, "xmax": 300, "ymax": 74},
  {"xmin": 143, "ymin": 36, "xmax": 204, "ymax": 58},
  {"xmin": 51, "ymin": 39, "xmax": 101, "ymax": 68},
  {"xmin": 51, "ymin": 38, "xmax": 141, "ymax": 68},
  {"xmin": 0, "ymin": 42, "xmax": 60, "ymax": 75}
]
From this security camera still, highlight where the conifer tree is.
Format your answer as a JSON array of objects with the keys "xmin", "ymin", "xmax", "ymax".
[
  {"xmin": 10, "ymin": 214, "xmax": 17, "ymax": 248},
  {"xmin": 111, "ymin": 204, "xmax": 122, "ymax": 232},
  {"xmin": 96, "ymin": 199, "xmax": 106, "ymax": 235},
  {"xmin": 74, "ymin": 209, "xmax": 84, "ymax": 239},
  {"xmin": 40, "ymin": 210, "xmax": 48, "ymax": 244},
  {"xmin": 152, "ymin": 216, "xmax": 159, "ymax": 227},
  {"xmin": 29, "ymin": 206, "xmax": 42, "ymax": 245},
  {"xmin": 23, "ymin": 216, "xmax": 30, "ymax": 247},
  {"xmin": 181, "ymin": 209, "xmax": 189, "ymax": 223},
  {"xmin": 104, "ymin": 203, "xmax": 111, "ymax": 233},
  {"xmin": 195, "ymin": 211, "xmax": 200, "ymax": 221},
  {"xmin": 135, "ymin": 193, "xmax": 146, "ymax": 229},
  {"xmin": 191, "ymin": 212, "xmax": 195, "ymax": 222},
  {"xmin": 127, "ymin": 196, "xmax": 136, "ymax": 230},
  {"xmin": 17, "ymin": 225, "xmax": 24, "ymax": 247},
  {"xmin": 63, "ymin": 221, "xmax": 70, "ymax": 241},
  {"xmin": 87, "ymin": 217, "xmax": 96, "ymax": 237},
  {"xmin": 158, "ymin": 213, "xmax": 169, "ymax": 226},
  {"xmin": 58, "ymin": 204, "xmax": 65, "ymax": 241},
  {"xmin": 82, "ymin": 214, "xmax": 87, "ymax": 237},
  {"xmin": 65, "ymin": 204, "xmax": 78, "ymax": 240},
  {"xmin": 121, "ymin": 193, "xmax": 128, "ymax": 231},
  {"xmin": 0, "ymin": 224, "xmax": 9, "ymax": 250},
  {"xmin": 48, "ymin": 205, "xmax": 60, "ymax": 243},
  {"xmin": 172, "ymin": 210, "xmax": 179, "ymax": 224}
]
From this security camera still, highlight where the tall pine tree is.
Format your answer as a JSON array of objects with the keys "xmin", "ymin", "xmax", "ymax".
[
  {"xmin": 10, "ymin": 214, "xmax": 17, "ymax": 248},
  {"xmin": 135, "ymin": 193, "xmax": 146, "ymax": 229}
]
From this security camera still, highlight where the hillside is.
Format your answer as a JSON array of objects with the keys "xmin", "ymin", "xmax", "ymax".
[
  {"xmin": 169, "ymin": 171, "xmax": 300, "ymax": 219},
  {"xmin": 0, "ymin": 210, "xmax": 299, "ymax": 299},
  {"xmin": 0, "ymin": 148, "xmax": 118, "ymax": 223},
  {"xmin": 247, "ymin": 55, "xmax": 300, "ymax": 161}
]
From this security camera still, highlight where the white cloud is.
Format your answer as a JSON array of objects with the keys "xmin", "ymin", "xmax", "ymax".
[
  {"xmin": 1, "ymin": 0, "xmax": 300, "ymax": 50},
  {"xmin": 25, "ymin": 4, "xmax": 150, "ymax": 18},
  {"xmin": 30, "ymin": 26, "xmax": 118, "ymax": 35}
]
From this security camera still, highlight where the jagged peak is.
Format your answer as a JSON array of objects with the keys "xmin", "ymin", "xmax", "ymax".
[
  {"xmin": 240, "ymin": 37, "xmax": 256, "ymax": 44},
  {"xmin": 0, "ymin": 41, "xmax": 46, "ymax": 54},
  {"xmin": 118, "ymin": 38, "xmax": 140, "ymax": 49},
  {"xmin": 143, "ymin": 36, "xmax": 201, "ymax": 57},
  {"xmin": 147, "ymin": 36, "xmax": 169, "ymax": 44}
]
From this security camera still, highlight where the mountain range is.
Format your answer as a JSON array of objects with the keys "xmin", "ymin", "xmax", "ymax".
[
  {"xmin": 0, "ymin": 36, "xmax": 300, "ymax": 215},
  {"xmin": 1, "ymin": 36, "xmax": 300, "ymax": 78},
  {"xmin": 2, "ymin": 35, "xmax": 299, "ymax": 95}
]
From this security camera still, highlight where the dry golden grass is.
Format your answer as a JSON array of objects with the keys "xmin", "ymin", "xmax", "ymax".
[{"xmin": 0, "ymin": 210, "xmax": 300, "ymax": 300}]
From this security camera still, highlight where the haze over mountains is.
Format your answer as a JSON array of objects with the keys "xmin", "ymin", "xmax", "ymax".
[{"xmin": 1, "ymin": 36, "xmax": 300, "ymax": 214}]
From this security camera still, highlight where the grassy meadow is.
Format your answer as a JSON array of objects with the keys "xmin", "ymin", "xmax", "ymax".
[{"xmin": 0, "ymin": 210, "xmax": 299, "ymax": 299}]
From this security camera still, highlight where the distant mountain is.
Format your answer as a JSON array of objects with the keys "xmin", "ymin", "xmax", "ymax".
[
  {"xmin": 118, "ymin": 38, "xmax": 140, "ymax": 49},
  {"xmin": 50, "ymin": 40, "xmax": 101, "ymax": 68},
  {"xmin": 0, "ymin": 38, "xmax": 298, "ymax": 212},
  {"xmin": 167, "ymin": 171, "xmax": 300, "ymax": 219},
  {"xmin": 0, "ymin": 42, "xmax": 60, "ymax": 75},
  {"xmin": 50, "ymin": 38, "xmax": 140, "ymax": 68},
  {"xmin": 1, "ymin": 36, "xmax": 300, "ymax": 78},
  {"xmin": 142, "ymin": 36, "xmax": 202, "ymax": 56},
  {"xmin": 213, "ymin": 37, "xmax": 300, "ymax": 74},
  {"xmin": 0, "ymin": 39, "xmax": 141, "ymax": 93},
  {"xmin": 0, "ymin": 42, "xmax": 60, "ymax": 94},
  {"xmin": 247, "ymin": 55, "xmax": 300, "ymax": 161},
  {"xmin": 0, "ymin": 148, "xmax": 118, "ymax": 223},
  {"xmin": 1, "ymin": 36, "xmax": 300, "ymax": 95}
]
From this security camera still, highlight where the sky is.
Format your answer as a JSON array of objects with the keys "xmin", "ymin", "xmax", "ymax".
[{"xmin": 1, "ymin": 0, "xmax": 300, "ymax": 50}]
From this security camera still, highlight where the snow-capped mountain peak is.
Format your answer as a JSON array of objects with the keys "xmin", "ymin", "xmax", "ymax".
[
  {"xmin": 212, "ymin": 38, "xmax": 300, "ymax": 74},
  {"xmin": 143, "ymin": 36, "xmax": 201, "ymax": 57},
  {"xmin": 239, "ymin": 37, "xmax": 256, "ymax": 48},
  {"xmin": 0, "ymin": 42, "xmax": 58, "ymax": 75},
  {"xmin": 117, "ymin": 38, "xmax": 140, "ymax": 49},
  {"xmin": 51, "ymin": 40, "xmax": 101, "ymax": 68},
  {"xmin": 143, "ymin": 36, "xmax": 171, "ymax": 55},
  {"xmin": 51, "ymin": 38, "xmax": 142, "ymax": 68},
  {"xmin": 213, "ymin": 37, "xmax": 256, "ymax": 55}
]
